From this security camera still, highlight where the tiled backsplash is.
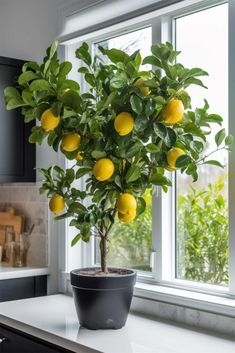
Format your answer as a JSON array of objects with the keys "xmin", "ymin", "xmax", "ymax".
[{"xmin": 0, "ymin": 183, "xmax": 48, "ymax": 267}]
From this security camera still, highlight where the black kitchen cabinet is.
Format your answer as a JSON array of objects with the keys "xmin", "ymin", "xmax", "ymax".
[
  {"xmin": 0, "ymin": 276, "xmax": 47, "ymax": 302},
  {"xmin": 0, "ymin": 56, "xmax": 35, "ymax": 182},
  {"xmin": 0, "ymin": 324, "xmax": 75, "ymax": 353}
]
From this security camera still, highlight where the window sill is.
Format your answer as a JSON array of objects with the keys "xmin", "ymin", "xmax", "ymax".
[{"xmin": 134, "ymin": 282, "xmax": 235, "ymax": 318}]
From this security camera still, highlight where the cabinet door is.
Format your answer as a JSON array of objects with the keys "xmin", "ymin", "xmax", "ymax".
[
  {"xmin": 0, "ymin": 56, "xmax": 35, "ymax": 182},
  {"xmin": 0, "ymin": 276, "xmax": 47, "ymax": 302},
  {"xmin": 0, "ymin": 325, "xmax": 73, "ymax": 353}
]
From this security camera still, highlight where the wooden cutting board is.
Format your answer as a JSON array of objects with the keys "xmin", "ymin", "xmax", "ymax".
[{"xmin": 0, "ymin": 207, "xmax": 24, "ymax": 241}]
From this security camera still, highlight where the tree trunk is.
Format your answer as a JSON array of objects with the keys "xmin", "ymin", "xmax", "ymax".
[{"xmin": 100, "ymin": 236, "xmax": 108, "ymax": 274}]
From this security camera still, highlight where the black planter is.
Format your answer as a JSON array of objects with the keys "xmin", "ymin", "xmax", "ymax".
[{"xmin": 70, "ymin": 267, "xmax": 136, "ymax": 330}]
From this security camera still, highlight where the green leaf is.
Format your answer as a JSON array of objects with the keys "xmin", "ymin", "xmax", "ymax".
[
  {"xmin": 175, "ymin": 155, "xmax": 191, "ymax": 168},
  {"xmin": 126, "ymin": 165, "xmax": 141, "ymax": 183},
  {"xmin": 4, "ymin": 87, "xmax": 20, "ymax": 99},
  {"xmin": 205, "ymin": 114, "xmax": 223, "ymax": 125},
  {"xmin": 165, "ymin": 128, "xmax": 177, "ymax": 148},
  {"xmin": 225, "ymin": 134, "xmax": 234, "ymax": 146},
  {"xmin": 130, "ymin": 95, "xmax": 143, "ymax": 114},
  {"xmin": 154, "ymin": 122, "xmax": 167, "ymax": 139},
  {"xmin": 49, "ymin": 40, "xmax": 59, "ymax": 59},
  {"xmin": 142, "ymin": 55, "xmax": 162, "ymax": 67},
  {"xmin": 29, "ymin": 79, "xmax": 51, "ymax": 91},
  {"xmin": 29, "ymin": 126, "xmax": 44, "ymax": 144},
  {"xmin": 85, "ymin": 73, "xmax": 96, "ymax": 87},
  {"xmin": 71, "ymin": 234, "xmax": 81, "ymax": 247},
  {"xmin": 100, "ymin": 47, "xmax": 130, "ymax": 64},
  {"xmin": 103, "ymin": 92, "xmax": 117, "ymax": 108},
  {"xmin": 203, "ymin": 160, "xmax": 224, "ymax": 168},
  {"xmin": 146, "ymin": 143, "xmax": 160, "ymax": 153},
  {"xmin": 78, "ymin": 67, "xmax": 89, "ymax": 74},
  {"xmin": 59, "ymin": 61, "xmax": 72, "ymax": 77},
  {"xmin": 76, "ymin": 168, "xmax": 91, "ymax": 179},
  {"xmin": 91, "ymin": 150, "xmax": 107, "ymax": 159},
  {"xmin": 136, "ymin": 197, "xmax": 146, "ymax": 216},
  {"xmin": 189, "ymin": 68, "xmax": 208, "ymax": 77},
  {"xmin": 22, "ymin": 90, "xmax": 34, "ymax": 105},
  {"xmin": 126, "ymin": 142, "xmax": 142, "ymax": 158},
  {"xmin": 6, "ymin": 97, "xmax": 25, "ymax": 110},
  {"xmin": 150, "ymin": 172, "xmax": 172, "ymax": 186},
  {"xmin": 184, "ymin": 77, "xmax": 207, "ymax": 89},
  {"xmin": 215, "ymin": 128, "xmax": 226, "ymax": 147},
  {"xmin": 110, "ymin": 75, "xmax": 127, "ymax": 89},
  {"xmin": 75, "ymin": 42, "xmax": 92, "ymax": 66},
  {"xmin": 59, "ymin": 89, "xmax": 81, "ymax": 112},
  {"xmin": 54, "ymin": 213, "xmax": 70, "ymax": 221},
  {"xmin": 18, "ymin": 71, "xmax": 38, "ymax": 85},
  {"xmin": 58, "ymin": 79, "xmax": 80, "ymax": 92}
]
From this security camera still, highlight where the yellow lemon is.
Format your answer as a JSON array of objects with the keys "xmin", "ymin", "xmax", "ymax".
[
  {"xmin": 41, "ymin": 108, "xmax": 60, "ymax": 132},
  {"xmin": 49, "ymin": 195, "xmax": 65, "ymax": 215},
  {"xmin": 93, "ymin": 158, "xmax": 115, "ymax": 181},
  {"xmin": 61, "ymin": 133, "xmax": 81, "ymax": 152},
  {"xmin": 134, "ymin": 77, "xmax": 150, "ymax": 96},
  {"xmin": 116, "ymin": 193, "xmax": 137, "ymax": 215},
  {"xmin": 76, "ymin": 152, "xmax": 83, "ymax": 161},
  {"xmin": 118, "ymin": 210, "xmax": 136, "ymax": 223},
  {"xmin": 162, "ymin": 99, "xmax": 184, "ymax": 125},
  {"xmin": 167, "ymin": 147, "xmax": 185, "ymax": 168},
  {"xmin": 114, "ymin": 112, "xmax": 134, "ymax": 136}
]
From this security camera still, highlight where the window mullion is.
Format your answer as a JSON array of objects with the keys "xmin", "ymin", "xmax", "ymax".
[{"xmin": 228, "ymin": 0, "xmax": 235, "ymax": 296}]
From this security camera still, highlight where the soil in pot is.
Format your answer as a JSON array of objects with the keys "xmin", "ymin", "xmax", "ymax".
[{"xmin": 70, "ymin": 267, "xmax": 136, "ymax": 330}]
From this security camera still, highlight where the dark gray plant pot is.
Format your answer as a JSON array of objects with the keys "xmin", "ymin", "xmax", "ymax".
[{"xmin": 70, "ymin": 267, "xmax": 136, "ymax": 330}]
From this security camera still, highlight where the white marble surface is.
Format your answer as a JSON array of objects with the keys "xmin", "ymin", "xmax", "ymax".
[
  {"xmin": 0, "ymin": 294, "xmax": 234, "ymax": 353},
  {"xmin": 0, "ymin": 265, "xmax": 49, "ymax": 280}
]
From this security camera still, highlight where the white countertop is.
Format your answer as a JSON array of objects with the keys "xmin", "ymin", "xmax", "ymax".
[
  {"xmin": 0, "ymin": 265, "xmax": 49, "ymax": 280},
  {"xmin": 0, "ymin": 294, "xmax": 234, "ymax": 353}
]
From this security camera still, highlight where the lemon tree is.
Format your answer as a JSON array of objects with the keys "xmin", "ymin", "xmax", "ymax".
[{"xmin": 4, "ymin": 40, "xmax": 233, "ymax": 273}]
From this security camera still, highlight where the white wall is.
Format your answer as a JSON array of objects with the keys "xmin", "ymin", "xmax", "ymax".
[
  {"xmin": 0, "ymin": 0, "xmax": 59, "ymax": 61},
  {"xmin": 0, "ymin": 0, "xmax": 63, "ymax": 178}
]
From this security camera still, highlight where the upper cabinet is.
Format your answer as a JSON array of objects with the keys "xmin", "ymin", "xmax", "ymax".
[{"xmin": 0, "ymin": 57, "xmax": 35, "ymax": 182}]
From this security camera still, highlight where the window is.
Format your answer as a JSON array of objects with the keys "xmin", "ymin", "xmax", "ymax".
[
  {"xmin": 64, "ymin": 0, "xmax": 234, "ymax": 296},
  {"xmin": 175, "ymin": 4, "xmax": 229, "ymax": 286}
]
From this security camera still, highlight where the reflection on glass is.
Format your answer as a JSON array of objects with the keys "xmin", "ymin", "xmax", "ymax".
[
  {"xmin": 175, "ymin": 4, "xmax": 229, "ymax": 285},
  {"xmin": 95, "ymin": 27, "xmax": 153, "ymax": 271}
]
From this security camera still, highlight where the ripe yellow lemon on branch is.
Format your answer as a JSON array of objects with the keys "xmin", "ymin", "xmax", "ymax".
[
  {"xmin": 93, "ymin": 158, "xmax": 115, "ymax": 181},
  {"xmin": 49, "ymin": 195, "xmax": 65, "ymax": 215},
  {"xmin": 134, "ymin": 77, "xmax": 150, "ymax": 96},
  {"xmin": 61, "ymin": 133, "xmax": 81, "ymax": 152},
  {"xmin": 167, "ymin": 147, "xmax": 185, "ymax": 169},
  {"xmin": 118, "ymin": 209, "xmax": 136, "ymax": 223},
  {"xmin": 114, "ymin": 112, "xmax": 134, "ymax": 136},
  {"xmin": 116, "ymin": 193, "xmax": 137, "ymax": 215},
  {"xmin": 41, "ymin": 108, "xmax": 60, "ymax": 132},
  {"xmin": 162, "ymin": 99, "xmax": 184, "ymax": 125}
]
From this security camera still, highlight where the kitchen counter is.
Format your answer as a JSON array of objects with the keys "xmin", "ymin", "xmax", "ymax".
[
  {"xmin": 0, "ymin": 294, "xmax": 234, "ymax": 353},
  {"xmin": 0, "ymin": 264, "xmax": 49, "ymax": 280}
]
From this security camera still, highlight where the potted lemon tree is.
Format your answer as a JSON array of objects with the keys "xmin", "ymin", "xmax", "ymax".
[{"xmin": 4, "ymin": 41, "xmax": 232, "ymax": 329}]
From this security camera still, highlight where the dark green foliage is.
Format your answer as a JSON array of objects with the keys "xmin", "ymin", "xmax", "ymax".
[{"xmin": 3, "ymin": 40, "xmax": 232, "ymax": 252}]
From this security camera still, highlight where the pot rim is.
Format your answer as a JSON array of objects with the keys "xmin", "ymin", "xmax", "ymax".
[{"xmin": 70, "ymin": 266, "xmax": 136, "ymax": 278}]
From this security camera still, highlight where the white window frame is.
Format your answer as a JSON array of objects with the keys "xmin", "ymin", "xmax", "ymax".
[{"xmin": 60, "ymin": 0, "xmax": 235, "ymax": 301}]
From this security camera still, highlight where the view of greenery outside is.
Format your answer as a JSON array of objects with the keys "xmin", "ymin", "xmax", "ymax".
[
  {"xmin": 177, "ymin": 176, "xmax": 228, "ymax": 285},
  {"xmin": 108, "ymin": 176, "xmax": 228, "ymax": 283}
]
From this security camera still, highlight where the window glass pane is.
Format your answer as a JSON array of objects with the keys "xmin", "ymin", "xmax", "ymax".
[
  {"xmin": 94, "ymin": 27, "xmax": 153, "ymax": 271},
  {"xmin": 175, "ymin": 4, "xmax": 228, "ymax": 285}
]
